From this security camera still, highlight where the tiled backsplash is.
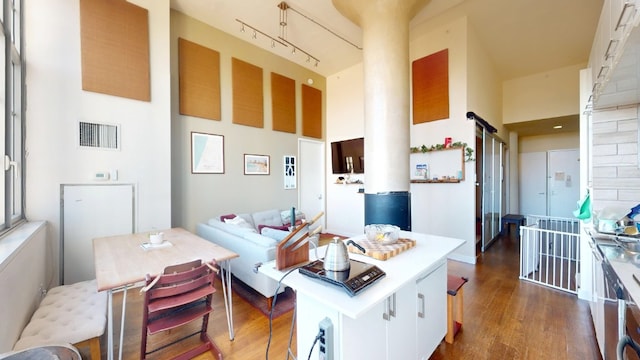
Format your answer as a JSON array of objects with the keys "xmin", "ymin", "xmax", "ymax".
[{"xmin": 591, "ymin": 105, "xmax": 640, "ymax": 213}]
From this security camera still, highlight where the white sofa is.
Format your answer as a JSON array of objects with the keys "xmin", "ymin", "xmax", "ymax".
[{"xmin": 196, "ymin": 208, "xmax": 316, "ymax": 307}]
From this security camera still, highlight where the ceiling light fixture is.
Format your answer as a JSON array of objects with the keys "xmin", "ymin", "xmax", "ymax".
[
  {"xmin": 234, "ymin": 17, "xmax": 319, "ymax": 66},
  {"xmin": 236, "ymin": 2, "xmax": 359, "ymax": 69},
  {"xmin": 279, "ymin": 1, "xmax": 362, "ymax": 51},
  {"xmin": 277, "ymin": 2, "xmax": 319, "ymax": 66},
  {"xmin": 553, "ymin": 125, "xmax": 563, "ymax": 129},
  {"xmin": 235, "ymin": 19, "xmax": 288, "ymax": 47}
]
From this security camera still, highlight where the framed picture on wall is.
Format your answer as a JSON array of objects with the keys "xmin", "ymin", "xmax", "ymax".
[
  {"xmin": 244, "ymin": 154, "xmax": 270, "ymax": 175},
  {"xmin": 191, "ymin": 132, "xmax": 224, "ymax": 174}
]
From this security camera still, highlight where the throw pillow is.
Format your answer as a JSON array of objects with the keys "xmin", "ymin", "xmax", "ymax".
[
  {"xmin": 220, "ymin": 214, "xmax": 236, "ymax": 222},
  {"xmin": 280, "ymin": 209, "xmax": 306, "ymax": 225},
  {"xmin": 224, "ymin": 216, "xmax": 256, "ymax": 232}
]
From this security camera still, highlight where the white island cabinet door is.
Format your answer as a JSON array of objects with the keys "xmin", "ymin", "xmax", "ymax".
[
  {"xmin": 341, "ymin": 283, "xmax": 417, "ymax": 359},
  {"xmin": 386, "ymin": 283, "xmax": 418, "ymax": 359},
  {"xmin": 416, "ymin": 262, "xmax": 447, "ymax": 359},
  {"xmin": 340, "ymin": 300, "xmax": 387, "ymax": 359}
]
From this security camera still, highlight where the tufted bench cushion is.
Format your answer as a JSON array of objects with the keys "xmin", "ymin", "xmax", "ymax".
[{"xmin": 13, "ymin": 279, "xmax": 107, "ymax": 359}]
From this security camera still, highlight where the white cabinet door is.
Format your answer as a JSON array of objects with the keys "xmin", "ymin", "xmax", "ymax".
[
  {"xmin": 386, "ymin": 284, "xmax": 418, "ymax": 359},
  {"xmin": 62, "ymin": 184, "xmax": 134, "ymax": 284},
  {"xmin": 592, "ymin": 246, "xmax": 605, "ymax": 358},
  {"xmin": 416, "ymin": 263, "xmax": 447, "ymax": 360},
  {"xmin": 341, "ymin": 283, "xmax": 417, "ymax": 360},
  {"xmin": 341, "ymin": 300, "xmax": 387, "ymax": 359}
]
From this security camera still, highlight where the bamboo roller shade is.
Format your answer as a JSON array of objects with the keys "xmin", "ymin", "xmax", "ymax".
[
  {"xmin": 271, "ymin": 72, "xmax": 296, "ymax": 133},
  {"xmin": 412, "ymin": 48, "xmax": 449, "ymax": 124},
  {"xmin": 80, "ymin": 0, "xmax": 150, "ymax": 102},
  {"xmin": 302, "ymin": 84, "xmax": 322, "ymax": 139},
  {"xmin": 232, "ymin": 58, "xmax": 264, "ymax": 128},
  {"xmin": 178, "ymin": 38, "xmax": 221, "ymax": 120}
]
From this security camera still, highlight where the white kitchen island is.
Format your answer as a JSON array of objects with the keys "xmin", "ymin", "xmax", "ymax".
[{"xmin": 259, "ymin": 230, "xmax": 465, "ymax": 360}]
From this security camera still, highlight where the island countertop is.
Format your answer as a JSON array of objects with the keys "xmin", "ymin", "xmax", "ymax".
[{"xmin": 259, "ymin": 230, "xmax": 465, "ymax": 319}]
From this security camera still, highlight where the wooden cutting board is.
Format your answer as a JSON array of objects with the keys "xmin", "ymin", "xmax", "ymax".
[{"xmin": 347, "ymin": 238, "xmax": 416, "ymax": 261}]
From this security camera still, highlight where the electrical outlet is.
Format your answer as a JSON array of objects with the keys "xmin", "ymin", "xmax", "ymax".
[{"xmin": 318, "ymin": 317, "xmax": 333, "ymax": 360}]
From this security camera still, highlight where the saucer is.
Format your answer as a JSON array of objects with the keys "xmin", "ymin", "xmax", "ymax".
[{"xmin": 140, "ymin": 241, "xmax": 172, "ymax": 250}]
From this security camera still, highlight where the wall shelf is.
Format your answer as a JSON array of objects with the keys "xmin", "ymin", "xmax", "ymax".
[
  {"xmin": 410, "ymin": 179, "xmax": 460, "ymax": 184},
  {"xmin": 410, "ymin": 147, "xmax": 464, "ymax": 182}
]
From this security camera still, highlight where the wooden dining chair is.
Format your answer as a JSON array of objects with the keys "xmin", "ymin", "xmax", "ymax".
[{"xmin": 140, "ymin": 259, "xmax": 222, "ymax": 360}]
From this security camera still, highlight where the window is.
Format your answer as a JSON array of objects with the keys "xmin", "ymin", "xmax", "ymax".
[{"xmin": 0, "ymin": 0, "xmax": 24, "ymax": 232}]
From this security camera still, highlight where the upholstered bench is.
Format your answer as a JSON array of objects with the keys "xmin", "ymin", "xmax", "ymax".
[{"xmin": 13, "ymin": 279, "xmax": 107, "ymax": 360}]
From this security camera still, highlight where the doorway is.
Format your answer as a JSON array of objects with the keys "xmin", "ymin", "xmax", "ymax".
[
  {"xmin": 298, "ymin": 139, "xmax": 326, "ymax": 230},
  {"xmin": 519, "ymin": 149, "xmax": 579, "ymax": 218}
]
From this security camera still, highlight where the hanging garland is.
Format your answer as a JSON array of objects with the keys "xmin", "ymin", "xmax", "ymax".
[{"xmin": 410, "ymin": 141, "xmax": 475, "ymax": 162}]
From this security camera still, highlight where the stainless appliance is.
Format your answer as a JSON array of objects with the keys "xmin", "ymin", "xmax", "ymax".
[
  {"xmin": 299, "ymin": 259, "xmax": 385, "ymax": 296},
  {"xmin": 323, "ymin": 237, "xmax": 351, "ymax": 272},
  {"xmin": 591, "ymin": 231, "xmax": 640, "ymax": 359}
]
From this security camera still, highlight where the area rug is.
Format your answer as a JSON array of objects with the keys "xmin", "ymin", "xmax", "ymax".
[{"xmin": 232, "ymin": 275, "xmax": 295, "ymax": 319}]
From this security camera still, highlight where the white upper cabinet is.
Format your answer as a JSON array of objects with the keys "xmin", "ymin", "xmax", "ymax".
[{"xmin": 590, "ymin": 0, "xmax": 640, "ymax": 109}]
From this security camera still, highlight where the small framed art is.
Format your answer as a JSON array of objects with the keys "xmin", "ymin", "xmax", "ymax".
[
  {"xmin": 244, "ymin": 154, "xmax": 270, "ymax": 175},
  {"xmin": 191, "ymin": 132, "xmax": 224, "ymax": 174}
]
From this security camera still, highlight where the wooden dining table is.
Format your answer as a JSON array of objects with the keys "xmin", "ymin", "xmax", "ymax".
[{"xmin": 93, "ymin": 227, "xmax": 238, "ymax": 360}]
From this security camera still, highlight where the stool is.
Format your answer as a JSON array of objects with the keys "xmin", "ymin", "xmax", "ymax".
[
  {"xmin": 446, "ymin": 275, "xmax": 468, "ymax": 344},
  {"xmin": 501, "ymin": 214, "xmax": 526, "ymax": 237},
  {"xmin": 13, "ymin": 279, "xmax": 107, "ymax": 360}
]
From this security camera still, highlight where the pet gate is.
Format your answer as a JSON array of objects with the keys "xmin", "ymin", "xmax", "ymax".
[{"xmin": 519, "ymin": 215, "xmax": 580, "ymax": 294}]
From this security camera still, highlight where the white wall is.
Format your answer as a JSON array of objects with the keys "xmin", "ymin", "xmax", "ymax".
[
  {"xmin": 326, "ymin": 16, "xmax": 496, "ymax": 263},
  {"xmin": 409, "ymin": 17, "xmax": 478, "ymax": 263},
  {"xmin": 503, "ymin": 64, "xmax": 584, "ymax": 123},
  {"xmin": 25, "ymin": 0, "xmax": 172, "ymax": 285},
  {"xmin": 0, "ymin": 222, "xmax": 46, "ymax": 352},
  {"xmin": 325, "ymin": 63, "xmax": 365, "ymax": 236},
  {"xmin": 519, "ymin": 132, "xmax": 580, "ymax": 153},
  {"xmin": 170, "ymin": 11, "xmax": 327, "ymax": 232}
]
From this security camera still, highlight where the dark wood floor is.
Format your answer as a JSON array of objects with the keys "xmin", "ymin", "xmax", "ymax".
[
  {"xmin": 97, "ymin": 231, "xmax": 601, "ymax": 359},
  {"xmin": 430, "ymin": 233, "xmax": 601, "ymax": 360}
]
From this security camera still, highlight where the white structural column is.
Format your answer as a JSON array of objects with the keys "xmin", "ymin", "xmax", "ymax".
[{"xmin": 333, "ymin": 0, "xmax": 429, "ymax": 192}]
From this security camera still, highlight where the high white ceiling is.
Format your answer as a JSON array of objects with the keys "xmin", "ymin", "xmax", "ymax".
[
  {"xmin": 170, "ymin": 0, "xmax": 604, "ymax": 135},
  {"xmin": 170, "ymin": 0, "xmax": 603, "ymax": 79}
]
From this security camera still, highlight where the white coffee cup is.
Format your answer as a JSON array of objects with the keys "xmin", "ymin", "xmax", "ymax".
[{"xmin": 149, "ymin": 232, "xmax": 164, "ymax": 245}]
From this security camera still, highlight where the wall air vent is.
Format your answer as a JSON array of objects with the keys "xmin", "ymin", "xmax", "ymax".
[{"xmin": 78, "ymin": 121, "xmax": 120, "ymax": 150}]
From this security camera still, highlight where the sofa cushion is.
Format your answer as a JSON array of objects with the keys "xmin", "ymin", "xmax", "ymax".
[
  {"xmin": 261, "ymin": 227, "xmax": 291, "ymax": 242},
  {"xmin": 251, "ymin": 209, "xmax": 283, "ymax": 229},
  {"xmin": 258, "ymin": 224, "xmax": 289, "ymax": 233},
  {"xmin": 242, "ymin": 232, "xmax": 278, "ymax": 248}
]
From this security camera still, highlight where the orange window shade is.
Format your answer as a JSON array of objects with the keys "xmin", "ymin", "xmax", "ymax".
[
  {"xmin": 302, "ymin": 84, "xmax": 322, "ymax": 139},
  {"xmin": 271, "ymin": 72, "xmax": 296, "ymax": 133},
  {"xmin": 178, "ymin": 38, "xmax": 221, "ymax": 120},
  {"xmin": 232, "ymin": 58, "xmax": 264, "ymax": 128},
  {"xmin": 80, "ymin": 0, "xmax": 150, "ymax": 102},
  {"xmin": 412, "ymin": 48, "xmax": 449, "ymax": 124}
]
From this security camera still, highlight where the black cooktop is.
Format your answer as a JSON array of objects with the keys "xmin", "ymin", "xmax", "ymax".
[{"xmin": 298, "ymin": 259, "xmax": 385, "ymax": 296}]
